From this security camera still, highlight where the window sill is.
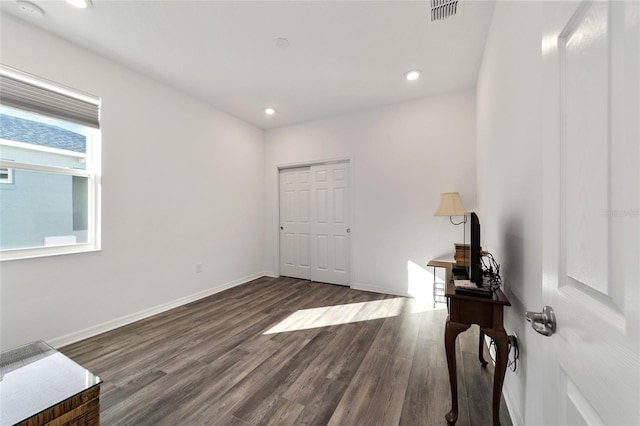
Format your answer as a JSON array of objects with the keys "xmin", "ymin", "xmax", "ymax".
[{"xmin": 0, "ymin": 244, "xmax": 101, "ymax": 261}]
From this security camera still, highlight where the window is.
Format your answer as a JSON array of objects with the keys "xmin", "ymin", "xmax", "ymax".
[
  {"xmin": 0, "ymin": 167, "xmax": 13, "ymax": 184},
  {"xmin": 0, "ymin": 65, "xmax": 101, "ymax": 260}
]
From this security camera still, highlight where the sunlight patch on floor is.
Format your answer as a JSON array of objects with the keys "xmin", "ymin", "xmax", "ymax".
[{"xmin": 263, "ymin": 297, "xmax": 431, "ymax": 335}]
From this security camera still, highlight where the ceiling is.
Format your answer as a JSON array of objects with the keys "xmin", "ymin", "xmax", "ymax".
[{"xmin": 1, "ymin": 0, "xmax": 495, "ymax": 130}]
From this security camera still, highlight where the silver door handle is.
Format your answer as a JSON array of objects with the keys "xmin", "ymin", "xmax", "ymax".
[{"xmin": 525, "ymin": 306, "xmax": 556, "ymax": 336}]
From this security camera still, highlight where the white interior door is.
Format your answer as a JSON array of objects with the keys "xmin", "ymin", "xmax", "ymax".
[
  {"xmin": 279, "ymin": 162, "xmax": 350, "ymax": 286},
  {"xmin": 279, "ymin": 167, "xmax": 311, "ymax": 280},
  {"xmin": 540, "ymin": 1, "xmax": 639, "ymax": 424},
  {"xmin": 309, "ymin": 163, "xmax": 350, "ymax": 286}
]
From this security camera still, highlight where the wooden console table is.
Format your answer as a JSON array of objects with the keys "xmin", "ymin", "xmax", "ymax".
[
  {"xmin": 444, "ymin": 280, "xmax": 511, "ymax": 426},
  {"xmin": 0, "ymin": 340, "xmax": 102, "ymax": 425}
]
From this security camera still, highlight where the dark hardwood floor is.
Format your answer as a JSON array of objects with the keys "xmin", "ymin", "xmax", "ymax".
[{"xmin": 61, "ymin": 276, "xmax": 513, "ymax": 426}]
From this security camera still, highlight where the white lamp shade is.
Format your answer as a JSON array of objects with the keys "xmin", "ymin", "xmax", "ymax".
[{"xmin": 434, "ymin": 192, "xmax": 467, "ymax": 216}]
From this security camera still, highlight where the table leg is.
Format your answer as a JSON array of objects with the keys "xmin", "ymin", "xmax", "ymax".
[
  {"xmin": 432, "ymin": 266, "xmax": 437, "ymax": 309},
  {"xmin": 483, "ymin": 328, "xmax": 509, "ymax": 426},
  {"xmin": 479, "ymin": 329, "xmax": 488, "ymax": 368},
  {"xmin": 445, "ymin": 317, "xmax": 471, "ymax": 425}
]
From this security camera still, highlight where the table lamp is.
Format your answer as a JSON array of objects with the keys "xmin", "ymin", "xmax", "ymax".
[
  {"xmin": 434, "ymin": 192, "xmax": 469, "ymax": 267},
  {"xmin": 434, "ymin": 192, "xmax": 468, "ymax": 225}
]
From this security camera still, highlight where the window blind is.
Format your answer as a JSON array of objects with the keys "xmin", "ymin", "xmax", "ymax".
[{"xmin": 0, "ymin": 65, "xmax": 100, "ymax": 129}]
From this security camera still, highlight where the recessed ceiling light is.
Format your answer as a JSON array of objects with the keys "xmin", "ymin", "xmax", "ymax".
[
  {"xmin": 405, "ymin": 69, "xmax": 421, "ymax": 81},
  {"xmin": 66, "ymin": 0, "xmax": 92, "ymax": 9},
  {"xmin": 265, "ymin": 108, "xmax": 276, "ymax": 116},
  {"xmin": 275, "ymin": 38, "xmax": 290, "ymax": 49},
  {"xmin": 16, "ymin": 1, "xmax": 44, "ymax": 18}
]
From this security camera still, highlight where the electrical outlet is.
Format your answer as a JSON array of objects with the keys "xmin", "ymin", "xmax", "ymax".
[{"xmin": 195, "ymin": 263, "xmax": 203, "ymax": 273}]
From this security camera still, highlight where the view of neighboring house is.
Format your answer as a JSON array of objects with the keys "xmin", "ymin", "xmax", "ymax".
[{"xmin": 0, "ymin": 112, "xmax": 88, "ymax": 250}]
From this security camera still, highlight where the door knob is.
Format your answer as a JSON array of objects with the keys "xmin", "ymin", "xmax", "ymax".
[{"xmin": 525, "ymin": 306, "xmax": 556, "ymax": 336}]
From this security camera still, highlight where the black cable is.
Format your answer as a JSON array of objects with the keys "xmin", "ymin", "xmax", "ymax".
[
  {"xmin": 480, "ymin": 251, "xmax": 502, "ymax": 292},
  {"xmin": 488, "ymin": 334, "xmax": 519, "ymax": 373},
  {"xmin": 478, "ymin": 251, "xmax": 520, "ymax": 372},
  {"xmin": 509, "ymin": 337, "xmax": 519, "ymax": 372}
]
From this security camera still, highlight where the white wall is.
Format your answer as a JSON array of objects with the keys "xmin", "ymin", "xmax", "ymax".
[
  {"xmin": 264, "ymin": 91, "xmax": 477, "ymax": 297},
  {"xmin": 0, "ymin": 15, "xmax": 266, "ymax": 350},
  {"xmin": 476, "ymin": 2, "xmax": 544, "ymax": 425}
]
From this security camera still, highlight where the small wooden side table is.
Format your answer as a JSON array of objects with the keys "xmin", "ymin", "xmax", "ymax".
[
  {"xmin": 427, "ymin": 258, "xmax": 455, "ymax": 308},
  {"xmin": 444, "ymin": 280, "xmax": 511, "ymax": 426}
]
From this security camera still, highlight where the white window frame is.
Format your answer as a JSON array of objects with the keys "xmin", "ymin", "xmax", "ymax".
[
  {"xmin": 0, "ymin": 132, "xmax": 101, "ymax": 261},
  {"xmin": 0, "ymin": 167, "xmax": 13, "ymax": 184},
  {"xmin": 0, "ymin": 67, "xmax": 101, "ymax": 261}
]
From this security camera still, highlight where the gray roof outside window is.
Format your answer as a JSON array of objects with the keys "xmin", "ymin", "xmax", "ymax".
[{"xmin": 0, "ymin": 114, "xmax": 86, "ymax": 153}]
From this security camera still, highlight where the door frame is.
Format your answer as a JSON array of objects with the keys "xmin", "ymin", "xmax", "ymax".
[{"xmin": 273, "ymin": 156, "xmax": 354, "ymax": 285}]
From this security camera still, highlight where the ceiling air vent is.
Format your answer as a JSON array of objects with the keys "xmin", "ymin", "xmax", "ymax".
[{"xmin": 430, "ymin": 0, "xmax": 460, "ymax": 22}]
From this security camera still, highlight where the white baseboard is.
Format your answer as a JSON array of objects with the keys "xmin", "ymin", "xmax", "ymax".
[
  {"xmin": 503, "ymin": 381, "xmax": 524, "ymax": 426},
  {"xmin": 49, "ymin": 271, "xmax": 270, "ymax": 349},
  {"xmin": 351, "ymin": 282, "xmax": 411, "ymax": 298}
]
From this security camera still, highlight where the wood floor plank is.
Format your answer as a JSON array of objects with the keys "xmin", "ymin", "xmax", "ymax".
[
  {"xmin": 256, "ymin": 397, "xmax": 304, "ymax": 426},
  {"xmin": 161, "ymin": 352, "xmax": 283, "ymax": 423},
  {"xmin": 232, "ymin": 330, "xmax": 335, "ymax": 424},
  {"xmin": 281, "ymin": 323, "xmax": 356, "ymax": 403},
  {"xmin": 59, "ymin": 276, "xmax": 513, "ymax": 426},
  {"xmin": 175, "ymin": 330, "xmax": 321, "ymax": 424},
  {"xmin": 293, "ymin": 377, "xmax": 349, "ymax": 426},
  {"xmin": 99, "ymin": 368, "xmax": 167, "ymax": 412},
  {"xmin": 399, "ymin": 344, "xmax": 446, "ymax": 426},
  {"xmin": 326, "ymin": 316, "xmax": 405, "ymax": 425},
  {"xmin": 363, "ymin": 313, "xmax": 423, "ymax": 425},
  {"xmin": 324, "ymin": 318, "xmax": 385, "ymax": 383}
]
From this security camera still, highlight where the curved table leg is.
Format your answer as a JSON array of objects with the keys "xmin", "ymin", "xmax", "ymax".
[
  {"xmin": 445, "ymin": 316, "xmax": 471, "ymax": 425},
  {"xmin": 483, "ymin": 327, "xmax": 509, "ymax": 426},
  {"xmin": 479, "ymin": 329, "xmax": 488, "ymax": 368}
]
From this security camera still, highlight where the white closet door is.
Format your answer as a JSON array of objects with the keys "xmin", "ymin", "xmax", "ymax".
[
  {"xmin": 279, "ymin": 167, "xmax": 311, "ymax": 280},
  {"xmin": 309, "ymin": 163, "xmax": 350, "ymax": 286},
  {"xmin": 279, "ymin": 162, "xmax": 351, "ymax": 286}
]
